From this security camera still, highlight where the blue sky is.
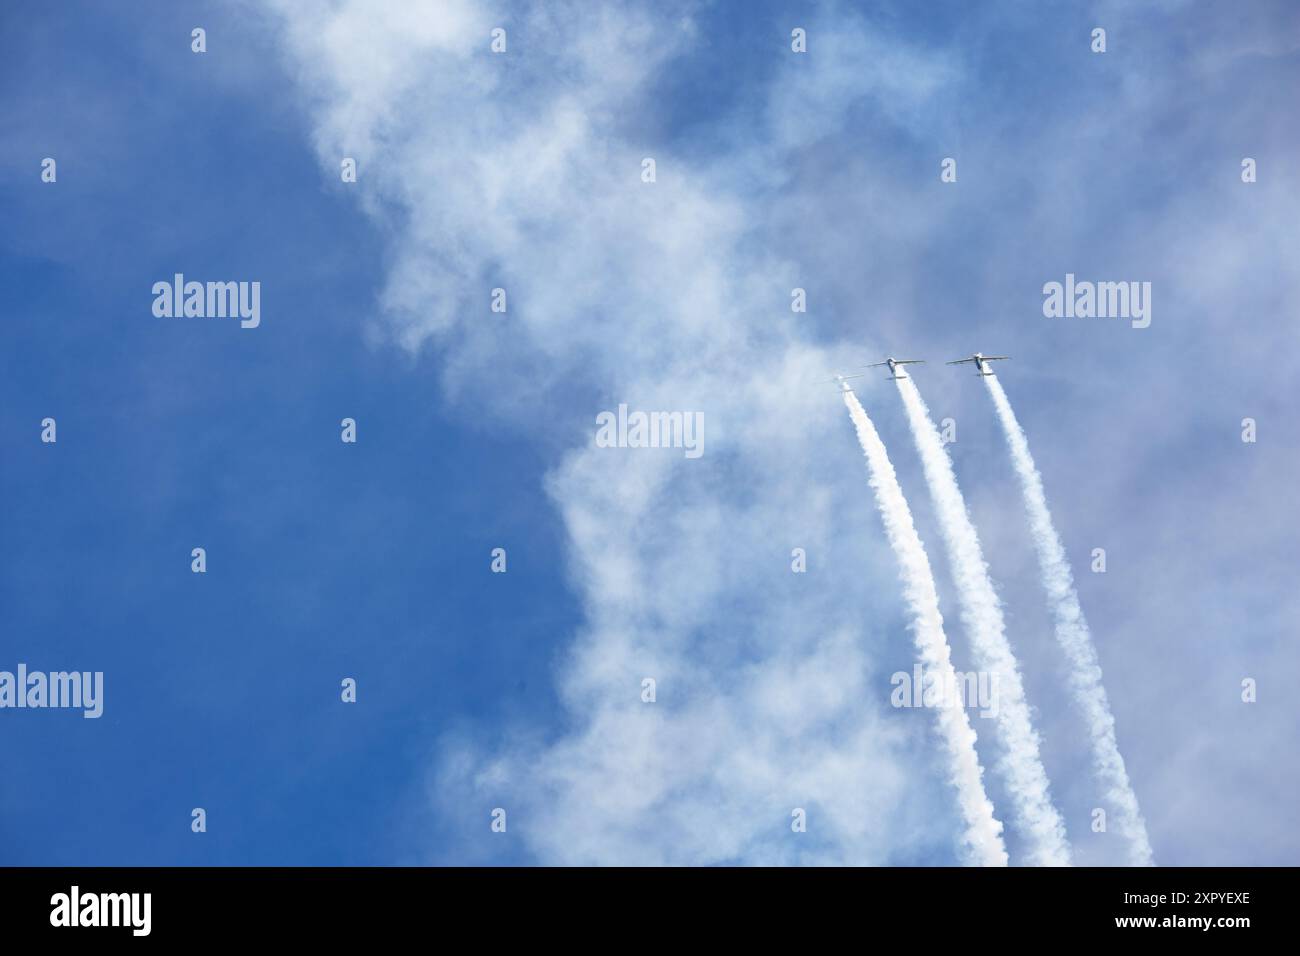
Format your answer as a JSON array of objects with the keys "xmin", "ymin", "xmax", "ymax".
[{"xmin": 2, "ymin": 0, "xmax": 1297, "ymax": 865}]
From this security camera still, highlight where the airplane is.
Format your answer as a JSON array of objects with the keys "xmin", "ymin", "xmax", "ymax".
[
  {"xmin": 813, "ymin": 372, "xmax": 866, "ymax": 393},
  {"xmin": 864, "ymin": 358, "xmax": 924, "ymax": 380},
  {"xmin": 946, "ymin": 352, "xmax": 1010, "ymax": 377}
]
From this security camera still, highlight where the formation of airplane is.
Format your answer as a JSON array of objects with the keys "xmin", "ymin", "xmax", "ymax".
[{"xmin": 817, "ymin": 353, "xmax": 1010, "ymax": 389}]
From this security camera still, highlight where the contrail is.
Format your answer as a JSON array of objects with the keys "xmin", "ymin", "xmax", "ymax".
[
  {"xmin": 843, "ymin": 390, "xmax": 1008, "ymax": 867},
  {"xmin": 895, "ymin": 376, "xmax": 1072, "ymax": 866},
  {"xmin": 983, "ymin": 374, "xmax": 1154, "ymax": 866}
]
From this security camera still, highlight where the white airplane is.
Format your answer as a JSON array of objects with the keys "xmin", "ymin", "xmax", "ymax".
[
  {"xmin": 864, "ymin": 357, "xmax": 924, "ymax": 380},
  {"xmin": 947, "ymin": 352, "xmax": 1010, "ymax": 377},
  {"xmin": 814, "ymin": 372, "xmax": 866, "ymax": 393}
]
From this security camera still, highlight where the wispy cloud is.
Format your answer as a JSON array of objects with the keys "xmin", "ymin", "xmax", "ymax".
[
  {"xmin": 267, "ymin": 0, "xmax": 969, "ymax": 863},
  {"xmin": 264, "ymin": 0, "xmax": 1300, "ymax": 865}
]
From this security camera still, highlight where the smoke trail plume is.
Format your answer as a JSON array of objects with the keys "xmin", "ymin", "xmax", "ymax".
[
  {"xmin": 895, "ymin": 376, "xmax": 1072, "ymax": 866},
  {"xmin": 984, "ymin": 375, "xmax": 1155, "ymax": 866},
  {"xmin": 843, "ymin": 391, "xmax": 1009, "ymax": 866}
]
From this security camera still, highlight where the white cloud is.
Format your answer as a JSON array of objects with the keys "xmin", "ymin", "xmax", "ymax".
[{"xmin": 267, "ymin": 0, "xmax": 972, "ymax": 863}]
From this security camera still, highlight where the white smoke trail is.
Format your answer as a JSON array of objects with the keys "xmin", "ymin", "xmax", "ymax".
[
  {"xmin": 895, "ymin": 375, "xmax": 1072, "ymax": 866},
  {"xmin": 984, "ymin": 375, "xmax": 1155, "ymax": 866},
  {"xmin": 843, "ymin": 391, "xmax": 1008, "ymax": 866}
]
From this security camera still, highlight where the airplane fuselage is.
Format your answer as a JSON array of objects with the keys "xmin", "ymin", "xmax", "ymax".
[{"xmin": 872, "ymin": 357, "xmax": 924, "ymax": 380}]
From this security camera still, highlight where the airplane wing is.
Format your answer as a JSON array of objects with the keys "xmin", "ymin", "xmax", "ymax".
[
  {"xmin": 946, "ymin": 358, "xmax": 976, "ymax": 365},
  {"xmin": 983, "ymin": 356, "xmax": 1010, "ymax": 361},
  {"xmin": 896, "ymin": 360, "xmax": 924, "ymax": 365},
  {"xmin": 864, "ymin": 362, "xmax": 890, "ymax": 368},
  {"xmin": 813, "ymin": 373, "xmax": 866, "ymax": 383}
]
